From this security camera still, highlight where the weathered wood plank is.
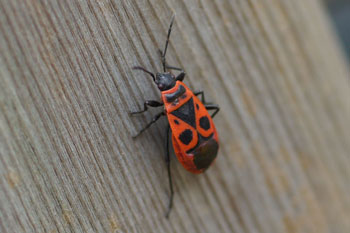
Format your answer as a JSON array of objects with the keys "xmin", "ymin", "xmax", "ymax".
[{"xmin": 0, "ymin": 0, "xmax": 349, "ymax": 232}]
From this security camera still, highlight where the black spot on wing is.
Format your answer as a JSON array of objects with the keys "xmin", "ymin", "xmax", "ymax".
[
  {"xmin": 174, "ymin": 119, "xmax": 179, "ymax": 125},
  {"xmin": 179, "ymin": 129, "xmax": 193, "ymax": 145},
  {"xmin": 199, "ymin": 116, "xmax": 210, "ymax": 130},
  {"xmin": 171, "ymin": 97, "xmax": 196, "ymax": 128}
]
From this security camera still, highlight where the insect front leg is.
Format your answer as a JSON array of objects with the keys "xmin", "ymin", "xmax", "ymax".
[
  {"xmin": 166, "ymin": 65, "xmax": 186, "ymax": 81},
  {"xmin": 132, "ymin": 111, "xmax": 165, "ymax": 138},
  {"xmin": 130, "ymin": 100, "xmax": 163, "ymax": 115}
]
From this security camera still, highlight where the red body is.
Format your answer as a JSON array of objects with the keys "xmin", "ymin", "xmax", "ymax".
[{"xmin": 161, "ymin": 81, "xmax": 219, "ymax": 174}]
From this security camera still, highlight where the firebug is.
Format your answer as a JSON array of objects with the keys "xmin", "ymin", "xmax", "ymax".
[{"xmin": 130, "ymin": 15, "xmax": 220, "ymax": 218}]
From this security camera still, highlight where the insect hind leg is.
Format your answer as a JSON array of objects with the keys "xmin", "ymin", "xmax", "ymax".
[
  {"xmin": 165, "ymin": 124, "xmax": 174, "ymax": 218},
  {"xmin": 205, "ymin": 104, "xmax": 220, "ymax": 118}
]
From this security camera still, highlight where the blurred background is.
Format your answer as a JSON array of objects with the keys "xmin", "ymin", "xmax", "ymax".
[{"xmin": 326, "ymin": 0, "xmax": 350, "ymax": 61}]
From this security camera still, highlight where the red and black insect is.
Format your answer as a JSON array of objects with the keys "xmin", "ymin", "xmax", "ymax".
[{"xmin": 131, "ymin": 15, "xmax": 219, "ymax": 217}]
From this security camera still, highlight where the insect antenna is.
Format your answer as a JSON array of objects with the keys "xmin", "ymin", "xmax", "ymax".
[
  {"xmin": 161, "ymin": 14, "xmax": 175, "ymax": 72},
  {"xmin": 133, "ymin": 66, "xmax": 155, "ymax": 81}
]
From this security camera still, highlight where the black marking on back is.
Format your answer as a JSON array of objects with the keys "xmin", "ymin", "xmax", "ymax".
[
  {"xmin": 185, "ymin": 133, "xmax": 218, "ymax": 170},
  {"xmin": 193, "ymin": 137, "xmax": 218, "ymax": 170},
  {"xmin": 165, "ymin": 85, "xmax": 186, "ymax": 102},
  {"xmin": 179, "ymin": 129, "xmax": 193, "ymax": 145},
  {"xmin": 187, "ymin": 133, "xmax": 214, "ymax": 154},
  {"xmin": 171, "ymin": 97, "xmax": 196, "ymax": 128},
  {"xmin": 199, "ymin": 116, "xmax": 210, "ymax": 130}
]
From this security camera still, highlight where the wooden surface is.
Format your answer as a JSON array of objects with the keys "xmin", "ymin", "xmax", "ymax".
[{"xmin": 0, "ymin": 0, "xmax": 349, "ymax": 232}]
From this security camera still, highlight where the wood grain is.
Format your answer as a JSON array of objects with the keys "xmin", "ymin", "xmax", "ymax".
[{"xmin": 0, "ymin": 0, "xmax": 349, "ymax": 232}]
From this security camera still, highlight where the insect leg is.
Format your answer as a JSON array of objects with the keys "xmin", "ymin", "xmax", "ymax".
[
  {"xmin": 132, "ymin": 111, "xmax": 165, "ymax": 138},
  {"xmin": 195, "ymin": 91, "xmax": 220, "ymax": 118},
  {"xmin": 204, "ymin": 104, "xmax": 220, "ymax": 118},
  {"xmin": 165, "ymin": 124, "xmax": 174, "ymax": 218},
  {"xmin": 175, "ymin": 72, "xmax": 186, "ymax": 82},
  {"xmin": 165, "ymin": 65, "xmax": 186, "ymax": 81},
  {"xmin": 130, "ymin": 100, "xmax": 163, "ymax": 115},
  {"xmin": 194, "ymin": 90, "xmax": 206, "ymax": 103}
]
